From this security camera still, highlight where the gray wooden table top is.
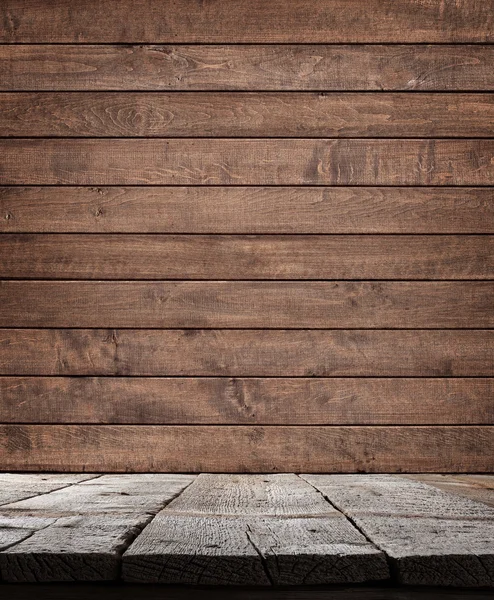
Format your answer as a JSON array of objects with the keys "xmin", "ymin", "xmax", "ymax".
[{"xmin": 0, "ymin": 473, "xmax": 492, "ymax": 589}]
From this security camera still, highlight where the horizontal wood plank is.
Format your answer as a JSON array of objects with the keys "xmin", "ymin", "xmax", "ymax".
[
  {"xmin": 1, "ymin": 46, "xmax": 493, "ymax": 92},
  {"xmin": 2, "ymin": 187, "xmax": 493, "ymax": 234},
  {"xmin": 1, "ymin": 377, "xmax": 492, "ymax": 425},
  {"xmin": 1, "ymin": 139, "xmax": 493, "ymax": 185},
  {"xmin": 2, "ymin": 92, "xmax": 494, "ymax": 138},
  {"xmin": 1, "ymin": 329, "xmax": 492, "ymax": 376},
  {"xmin": 1, "ymin": 281, "xmax": 492, "ymax": 328},
  {"xmin": 2, "ymin": 234, "xmax": 492, "ymax": 280},
  {"xmin": 1, "ymin": 425, "xmax": 492, "ymax": 472},
  {"xmin": 2, "ymin": 1, "xmax": 492, "ymax": 43}
]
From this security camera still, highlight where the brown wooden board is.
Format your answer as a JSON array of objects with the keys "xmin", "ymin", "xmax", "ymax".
[
  {"xmin": 2, "ymin": 329, "xmax": 491, "ymax": 377},
  {"xmin": 1, "ymin": 377, "xmax": 492, "ymax": 425},
  {"xmin": 0, "ymin": 45, "xmax": 494, "ymax": 92},
  {"xmin": 2, "ymin": 187, "xmax": 493, "ymax": 234},
  {"xmin": 1, "ymin": 281, "xmax": 492, "ymax": 328},
  {"xmin": 1, "ymin": 46, "xmax": 493, "ymax": 92},
  {"xmin": 1, "ymin": 0, "xmax": 493, "ymax": 477},
  {"xmin": 2, "ymin": 234, "xmax": 492, "ymax": 280},
  {"xmin": 2, "ymin": 93, "xmax": 494, "ymax": 138},
  {"xmin": 0, "ymin": 425, "xmax": 492, "ymax": 472},
  {"xmin": 2, "ymin": 139, "xmax": 492, "ymax": 186},
  {"xmin": 1, "ymin": 1, "xmax": 492, "ymax": 43}
]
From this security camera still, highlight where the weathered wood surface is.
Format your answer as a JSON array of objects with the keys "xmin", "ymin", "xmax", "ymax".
[
  {"xmin": 2, "ymin": 46, "xmax": 493, "ymax": 91},
  {"xmin": 2, "ymin": 139, "xmax": 493, "ymax": 185},
  {"xmin": 2, "ymin": 235, "xmax": 492, "ymax": 280},
  {"xmin": 1, "ymin": 426, "xmax": 492, "ymax": 472},
  {"xmin": 1, "ymin": 187, "xmax": 493, "ymax": 234},
  {"xmin": 2, "ymin": 377, "xmax": 492, "ymax": 425},
  {"xmin": 161, "ymin": 474, "xmax": 334, "ymax": 516},
  {"xmin": 4, "ymin": 474, "xmax": 196, "ymax": 515},
  {"xmin": 3, "ymin": 93, "xmax": 493, "ymax": 138},
  {"xmin": 2, "ymin": 329, "xmax": 492, "ymax": 377},
  {"xmin": 302, "ymin": 475, "xmax": 494, "ymax": 586},
  {"xmin": 0, "ymin": 474, "xmax": 97, "ymax": 507},
  {"xmin": 0, "ymin": 474, "xmax": 195, "ymax": 582},
  {"xmin": 1, "ymin": 474, "xmax": 494, "ymax": 587},
  {"xmin": 2, "ymin": 1, "xmax": 492, "ymax": 43},
  {"xmin": 123, "ymin": 474, "xmax": 389, "ymax": 585},
  {"xmin": 404, "ymin": 475, "xmax": 494, "ymax": 508},
  {"xmin": 1, "ymin": 281, "xmax": 492, "ymax": 329},
  {"xmin": 125, "ymin": 514, "xmax": 271, "ymax": 586}
]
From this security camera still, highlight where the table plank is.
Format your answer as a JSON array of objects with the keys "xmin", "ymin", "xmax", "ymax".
[
  {"xmin": 0, "ymin": 474, "xmax": 195, "ymax": 582},
  {"xmin": 123, "ymin": 474, "xmax": 389, "ymax": 585},
  {"xmin": 302, "ymin": 475, "xmax": 494, "ymax": 587}
]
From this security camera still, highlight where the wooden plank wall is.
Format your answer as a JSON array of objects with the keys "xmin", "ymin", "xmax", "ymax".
[{"xmin": 0, "ymin": 0, "xmax": 492, "ymax": 473}]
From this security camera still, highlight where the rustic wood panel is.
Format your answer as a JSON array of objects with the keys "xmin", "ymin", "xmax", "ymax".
[
  {"xmin": 2, "ymin": 234, "xmax": 492, "ymax": 280},
  {"xmin": 1, "ymin": 139, "xmax": 493, "ymax": 186},
  {"xmin": 1, "ymin": 0, "xmax": 492, "ymax": 476},
  {"xmin": 0, "ymin": 474, "xmax": 195, "ymax": 582},
  {"xmin": 2, "ymin": 329, "xmax": 491, "ymax": 377},
  {"xmin": 302, "ymin": 475, "xmax": 494, "ymax": 586},
  {"xmin": 1, "ymin": 425, "xmax": 492, "ymax": 472},
  {"xmin": 123, "ymin": 474, "xmax": 389, "ymax": 585},
  {"xmin": 2, "ymin": 377, "xmax": 492, "ymax": 425},
  {"xmin": 1, "ymin": 46, "xmax": 493, "ymax": 91},
  {"xmin": 1, "ymin": 281, "xmax": 491, "ymax": 328},
  {"xmin": 2, "ymin": 187, "xmax": 493, "ymax": 234},
  {"xmin": 2, "ymin": 1, "xmax": 492, "ymax": 43},
  {"xmin": 2, "ymin": 93, "xmax": 494, "ymax": 138}
]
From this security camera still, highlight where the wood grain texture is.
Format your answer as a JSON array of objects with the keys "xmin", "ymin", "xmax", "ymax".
[
  {"xmin": 123, "ymin": 474, "xmax": 389, "ymax": 585},
  {"xmin": 2, "ymin": 377, "xmax": 492, "ymax": 425},
  {"xmin": 302, "ymin": 475, "xmax": 494, "ymax": 586},
  {"xmin": 405, "ymin": 475, "xmax": 494, "ymax": 508},
  {"xmin": 162, "ymin": 473, "xmax": 338, "ymax": 516},
  {"xmin": 3, "ymin": 474, "xmax": 195, "ymax": 516},
  {"xmin": 2, "ymin": 92, "xmax": 494, "ymax": 138},
  {"xmin": 0, "ymin": 474, "xmax": 195, "ymax": 582},
  {"xmin": 2, "ymin": 139, "xmax": 492, "ymax": 185},
  {"xmin": 2, "ymin": 187, "xmax": 493, "ymax": 234},
  {"xmin": 1, "ymin": 1, "xmax": 492, "ymax": 43},
  {"xmin": 1, "ymin": 46, "xmax": 493, "ymax": 92},
  {"xmin": 124, "ymin": 514, "xmax": 271, "ymax": 586},
  {"xmin": 0, "ymin": 425, "xmax": 492, "ymax": 472},
  {"xmin": 1, "ymin": 281, "xmax": 492, "ymax": 328},
  {"xmin": 0, "ymin": 474, "xmax": 97, "ymax": 506},
  {"xmin": 2, "ymin": 329, "xmax": 492, "ymax": 377},
  {"xmin": 2, "ymin": 234, "xmax": 492, "ymax": 280},
  {"xmin": 124, "ymin": 515, "xmax": 389, "ymax": 585}
]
